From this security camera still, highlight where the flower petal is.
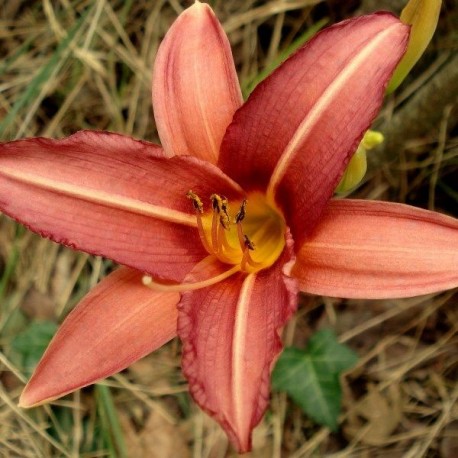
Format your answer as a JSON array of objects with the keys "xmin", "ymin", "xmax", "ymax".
[
  {"xmin": 0, "ymin": 131, "xmax": 244, "ymax": 281},
  {"xmin": 153, "ymin": 2, "xmax": 242, "ymax": 164},
  {"xmin": 293, "ymin": 200, "xmax": 458, "ymax": 299},
  {"xmin": 218, "ymin": 13, "xmax": 409, "ymax": 244},
  {"xmin": 177, "ymin": 236, "xmax": 297, "ymax": 452},
  {"xmin": 19, "ymin": 268, "xmax": 179, "ymax": 407}
]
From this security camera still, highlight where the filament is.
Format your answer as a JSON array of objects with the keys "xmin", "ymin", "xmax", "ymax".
[
  {"xmin": 186, "ymin": 191, "xmax": 274, "ymax": 274},
  {"xmin": 196, "ymin": 211, "xmax": 212, "ymax": 253}
]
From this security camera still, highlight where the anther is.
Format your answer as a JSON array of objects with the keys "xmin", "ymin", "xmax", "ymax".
[
  {"xmin": 210, "ymin": 194, "xmax": 223, "ymax": 212},
  {"xmin": 241, "ymin": 235, "xmax": 263, "ymax": 272},
  {"xmin": 244, "ymin": 235, "xmax": 255, "ymax": 250},
  {"xmin": 187, "ymin": 190, "xmax": 211, "ymax": 253},
  {"xmin": 220, "ymin": 195, "xmax": 229, "ymax": 213},
  {"xmin": 211, "ymin": 194, "xmax": 231, "ymax": 250},
  {"xmin": 235, "ymin": 199, "xmax": 247, "ymax": 223},
  {"xmin": 186, "ymin": 190, "xmax": 203, "ymax": 213},
  {"xmin": 220, "ymin": 213, "xmax": 230, "ymax": 229},
  {"xmin": 220, "ymin": 195, "xmax": 230, "ymax": 229}
]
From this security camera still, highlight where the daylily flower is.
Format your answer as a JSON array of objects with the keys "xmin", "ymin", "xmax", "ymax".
[{"xmin": 1, "ymin": 2, "xmax": 457, "ymax": 453}]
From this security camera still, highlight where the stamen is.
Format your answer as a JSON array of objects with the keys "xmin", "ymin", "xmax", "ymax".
[
  {"xmin": 196, "ymin": 212, "xmax": 212, "ymax": 253},
  {"xmin": 240, "ymin": 247, "xmax": 263, "ymax": 272},
  {"xmin": 219, "ymin": 195, "xmax": 230, "ymax": 230},
  {"xmin": 186, "ymin": 190, "xmax": 203, "ymax": 213},
  {"xmin": 210, "ymin": 194, "xmax": 223, "ymax": 212},
  {"xmin": 237, "ymin": 222, "xmax": 245, "ymax": 251},
  {"xmin": 239, "ymin": 232, "xmax": 261, "ymax": 272},
  {"xmin": 235, "ymin": 199, "xmax": 247, "ymax": 223},
  {"xmin": 142, "ymin": 264, "xmax": 241, "ymax": 292},
  {"xmin": 222, "ymin": 225, "xmax": 235, "ymax": 253},
  {"xmin": 220, "ymin": 195, "xmax": 229, "ymax": 213},
  {"xmin": 215, "ymin": 195, "xmax": 234, "ymax": 261},
  {"xmin": 241, "ymin": 248, "xmax": 251, "ymax": 272},
  {"xmin": 241, "ymin": 235, "xmax": 263, "ymax": 271},
  {"xmin": 244, "ymin": 234, "xmax": 255, "ymax": 251},
  {"xmin": 220, "ymin": 196, "xmax": 231, "ymax": 226},
  {"xmin": 235, "ymin": 199, "xmax": 248, "ymax": 250},
  {"xmin": 187, "ymin": 190, "xmax": 211, "ymax": 253},
  {"xmin": 217, "ymin": 221, "xmax": 226, "ymax": 250},
  {"xmin": 186, "ymin": 192, "xmax": 283, "ymax": 273},
  {"xmin": 215, "ymin": 223, "xmax": 234, "ymax": 262},
  {"xmin": 245, "ymin": 250, "xmax": 264, "ymax": 269},
  {"xmin": 210, "ymin": 193, "xmax": 231, "ymax": 253},
  {"xmin": 211, "ymin": 206, "xmax": 219, "ymax": 252}
]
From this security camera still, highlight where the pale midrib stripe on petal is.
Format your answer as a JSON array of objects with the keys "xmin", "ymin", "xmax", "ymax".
[
  {"xmin": 194, "ymin": 52, "xmax": 218, "ymax": 162},
  {"xmin": 266, "ymin": 24, "xmax": 400, "ymax": 199},
  {"xmin": 305, "ymin": 242, "xmax": 455, "ymax": 255},
  {"xmin": 2, "ymin": 167, "xmax": 197, "ymax": 227},
  {"xmin": 231, "ymin": 273, "xmax": 256, "ymax": 434}
]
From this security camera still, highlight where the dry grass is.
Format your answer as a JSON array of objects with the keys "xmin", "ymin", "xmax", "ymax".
[{"xmin": 0, "ymin": 0, "xmax": 457, "ymax": 456}]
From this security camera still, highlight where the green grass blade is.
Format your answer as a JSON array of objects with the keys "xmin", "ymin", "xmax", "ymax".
[
  {"xmin": 0, "ymin": 35, "xmax": 36, "ymax": 78},
  {"xmin": 0, "ymin": 8, "xmax": 91, "ymax": 139},
  {"xmin": 0, "ymin": 236, "xmax": 19, "ymax": 302},
  {"xmin": 95, "ymin": 384, "xmax": 127, "ymax": 458}
]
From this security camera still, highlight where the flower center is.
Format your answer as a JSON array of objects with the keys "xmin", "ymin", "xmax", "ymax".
[{"xmin": 187, "ymin": 190, "xmax": 286, "ymax": 273}]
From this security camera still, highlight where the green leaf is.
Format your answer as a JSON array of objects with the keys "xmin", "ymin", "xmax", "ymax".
[
  {"xmin": 272, "ymin": 329, "xmax": 358, "ymax": 431},
  {"xmin": 11, "ymin": 320, "xmax": 58, "ymax": 376}
]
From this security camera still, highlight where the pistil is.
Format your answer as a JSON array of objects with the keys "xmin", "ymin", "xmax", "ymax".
[{"xmin": 142, "ymin": 264, "xmax": 241, "ymax": 292}]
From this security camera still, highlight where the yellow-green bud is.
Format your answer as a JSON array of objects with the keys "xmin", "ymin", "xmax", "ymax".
[
  {"xmin": 387, "ymin": 0, "xmax": 442, "ymax": 94},
  {"xmin": 336, "ymin": 130, "xmax": 384, "ymax": 193},
  {"xmin": 361, "ymin": 130, "xmax": 384, "ymax": 150}
]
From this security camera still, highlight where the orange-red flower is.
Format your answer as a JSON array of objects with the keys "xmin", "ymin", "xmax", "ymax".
[{"xmin": 0, "ymin": 2, "xmax": 457, "ymax": 453}]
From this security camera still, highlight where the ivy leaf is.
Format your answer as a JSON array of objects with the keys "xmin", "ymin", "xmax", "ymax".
[{"xmin": 272, "ymin": 329, "xmax": 358, "ymax": 431}]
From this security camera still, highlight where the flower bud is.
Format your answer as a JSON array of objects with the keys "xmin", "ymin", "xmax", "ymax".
[
  {"xmin": 387, "ymin": 0, "xmax": 441, "ymax": 94},
  {"xmin": 336, "ymin": 130, "xmax": 384, "ymax": 193}
]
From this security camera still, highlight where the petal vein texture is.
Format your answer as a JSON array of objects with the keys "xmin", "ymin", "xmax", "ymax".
[
  {"xmin": 20, "ymin": 268, "xmax": 179, "ymax": 407},
  {"xmin": 153, "ymin": 2, "xmax": 242, "ymax": 163},
  {"xmin": 219, "ymin": 13, "xmax": 409, "ymax": 244},
  {"xmin": 177, "ymin": 237, "xmax": 297, "ymax": 452},
  {"xmin": 0, "ymin": 131, "xmax": 243, "ymax": 281},
  {"xmin": 294, "ymin": 200, "xmax": 458, "ymax": 298}
]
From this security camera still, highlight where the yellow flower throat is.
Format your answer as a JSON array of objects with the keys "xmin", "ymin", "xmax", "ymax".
[
  {"xmin": 187, "ymin": 190, "xmax": 286, "ymax": 273},
  {"xmin": 142, "ymin": 191, "xmax": 286, "ymax": 292}
]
